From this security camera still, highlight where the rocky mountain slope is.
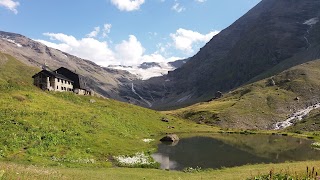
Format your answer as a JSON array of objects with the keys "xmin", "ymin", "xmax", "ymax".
[
  {"xmin": 126, "ymin": 0, "xmax": 320, "ymax": 109},
  {"xmin": 168, "ymin": 59, "xmax": 320, "ymax": 130},
  {"xmin": 0, "ymin": 31, "xmax": 137, "ymax": 100}
]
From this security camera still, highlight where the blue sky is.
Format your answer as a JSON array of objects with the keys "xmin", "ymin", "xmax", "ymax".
[{"xmin": 0, "ymin": 0, "xmax": 261, "ymax": 66}]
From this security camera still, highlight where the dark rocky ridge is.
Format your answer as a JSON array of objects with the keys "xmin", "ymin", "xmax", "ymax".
[{"xmin": 124, "ymin": 0, "xmax": 320, "ymax": 110}]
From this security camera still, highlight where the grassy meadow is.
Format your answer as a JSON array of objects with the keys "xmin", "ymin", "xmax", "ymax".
[
  {"xmin": 2, "ymin": 52, "xmax": 320, "ymax": 179},
  {"xmin": 0, "ymin": 52, "xmax": 216, "ymax": 168}
]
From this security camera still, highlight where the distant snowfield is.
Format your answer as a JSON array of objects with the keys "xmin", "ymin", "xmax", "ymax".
[
  {"xmin": 109, "ymin": 62, "xmax": 175, "ymax": 80},
  {"xmin": 274, "ymin": 102, "xmax": 320, "ymax": 130}
]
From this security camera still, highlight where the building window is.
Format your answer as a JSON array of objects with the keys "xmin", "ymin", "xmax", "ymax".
[
  {"xmin": 61, "ymin": 87, "xmax": 63, "ymax": 90},
  {"xmin": 57, "ymin": 79, "xmax": 60, "ymax": 82},
  {"xmin": 57, "ymin": 86, "xmax": 58, "ymax": 89}
]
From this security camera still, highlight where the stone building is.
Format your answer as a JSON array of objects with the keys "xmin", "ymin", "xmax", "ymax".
[
  {"xmin": 32, "ymin": 67, "xmax": 92, "ymax": 95},
  {"xmin": 32, "ymin": 69, "xmax": 73, "ymax": 92},
  {"xmin": 55, "ymin": 67, "xmax": 91, "ymax": 95}
]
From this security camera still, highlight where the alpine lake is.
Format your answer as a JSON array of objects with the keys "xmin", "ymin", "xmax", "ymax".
[{"xmin": 152, "ymin": 133, "xmax": 320, "ymax": 170}]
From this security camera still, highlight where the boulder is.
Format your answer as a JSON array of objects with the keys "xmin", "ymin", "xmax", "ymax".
[{"xmin": 160, "ymin": 134, "xmax": 179, "ymax": 142}]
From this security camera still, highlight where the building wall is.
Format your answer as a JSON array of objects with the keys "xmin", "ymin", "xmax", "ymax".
[
  {"xmin": 74, "ymin": 88, "xmax": 91, "ymax": 95},
  {"xmin": 33, "ymin": 74, "xmax": 49, "ymax": 90},
  {"xmin": 54, "ymin": 78, "xmax": 73, "ymax": 92}
]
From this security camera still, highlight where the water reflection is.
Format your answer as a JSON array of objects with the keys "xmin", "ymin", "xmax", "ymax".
[
  {"xmin": 152, "ymin": 153, "xmax": 179, "ymax": 170},
  {"xmin": 152, "ymin": 134, "xmax": 320, "ymax": 170}
]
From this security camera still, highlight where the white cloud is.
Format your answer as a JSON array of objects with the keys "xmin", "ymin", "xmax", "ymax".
[
  {"xmin": 195, "ymin": 0, "xmax": 206, "ymax": 2},
  {"xmin": 37, "ymin": 27, "xmax": 221, "ymax": 71},
  {"xmin": 172, "ymin": 3, "xmax": 185, "ymax": 13},
  {"xmin": 36, "ymin": 33, "xmax": 116, "ymax": 66},
  {"xmin": 86, "ymin": 24, "xmax": 112, "ymax": 38},
  {"xmin": 0, "ymin": 0, "xmax": 20, "ymax": 14},
  {"xmin": 87, "ymin": 27, "xmax": 100, "ymax": 38},
  {"xmin": 115, "ymin": 35, "xmax": 145, "ymax": 65},
  {"xmin": 102, "ymin": 23, "xmax": 112, "ymax": 37},
  {"xmin": 110, "ymin": 0, "xmax": 145, "ymax": 11},
  {"xmin": 36, "ymin": 32, "xmax": 180, "ymax": 68},
  {"xmin": 43, "ymin": 33, "xmax": 80, "ymax": 47},
  {"xmin": 170, "ymin": 28, "xmax": 220, "ymax": 53}
]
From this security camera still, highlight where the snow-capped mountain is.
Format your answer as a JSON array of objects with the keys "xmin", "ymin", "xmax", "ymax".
[{"xmin": 108, "ymin": 59, "xmax": 188, "ymax": 80}]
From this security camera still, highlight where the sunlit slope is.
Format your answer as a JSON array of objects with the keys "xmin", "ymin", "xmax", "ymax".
[
  {"xmin": 0, "ymin": 52, "xmax": 210, "ymax": 166},
  {"xmin": 169, "ymin": 59, "xmax": 320, "ymax": 130}
]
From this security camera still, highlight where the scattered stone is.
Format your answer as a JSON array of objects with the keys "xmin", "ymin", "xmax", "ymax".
[
  {"xmin": 161, "ymin": 117, "xmax": 169, "ymax": 123},
  {"xmin": 294, "ymin": 97, "xmax": 300, "ymax": 101},
  {"xmin": 160, "ymin": 134, "xmax": 179, "ymax": 142},
  {"xmin": 89, "ymin": 99, "xmax": 96, "ymax": 103}
]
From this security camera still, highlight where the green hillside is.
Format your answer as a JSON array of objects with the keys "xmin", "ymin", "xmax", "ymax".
[
  {"xmin": 168, "ymin": 59, "xmax": 320, "ymax": 130},
  {"xmin": 0, "ymin": 52, "xmax": 213, "ymax": 167}
]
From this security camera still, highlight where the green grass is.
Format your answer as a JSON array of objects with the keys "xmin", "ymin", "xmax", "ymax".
[
  {"xmin": 2, "ymin": 52, "xmax": 320, "ymax": 179},
  {"xmin": 168, "ymin": 59, "xmax": 320, "ymax": 130},
  {"xmin": 0, "ymin": 52, "xmax": 216, "ymax": 167},
  {"xmin": 2, "ymin": 161, "xmax": 320, "ymax": 180}
]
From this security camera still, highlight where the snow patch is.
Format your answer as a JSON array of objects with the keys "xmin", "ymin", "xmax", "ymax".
[
  {"xmin": 274, "ymin": 102, "xmax": 320, "ymax": 130},
  {"xmin": 2, "ymin": 38, "xmax": 22, "ymax": 47},
  {"xmin": 303, "ymin": 17, "xmax": 319, "ymax": 26}
]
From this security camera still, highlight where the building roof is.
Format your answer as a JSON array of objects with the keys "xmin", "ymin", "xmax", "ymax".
[
  {"xmin": 55, "ymin": 67, "xmax": 91, "ymax": 91},
  {"xmin": 32, "ymin": 69, "xmax": 74, "ymax": 82}
]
